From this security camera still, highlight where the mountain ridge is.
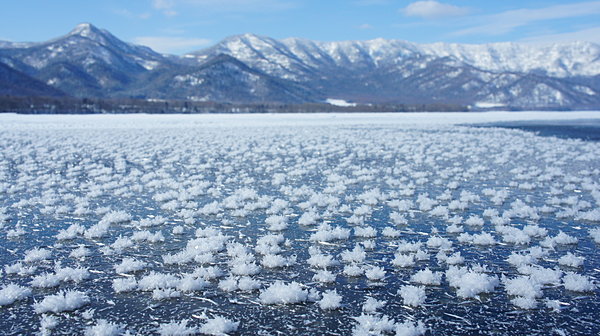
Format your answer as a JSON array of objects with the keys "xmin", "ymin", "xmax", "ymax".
[
  {"xmin": 192, "ymin": 33, "xmax": 600, "ymax": 79},
  {"xmin": 1, "ymin": 23, "xmax": 599, "ymax": 110}
]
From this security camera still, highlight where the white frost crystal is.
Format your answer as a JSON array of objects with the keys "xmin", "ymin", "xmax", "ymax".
[
  {"xmin": 1, "ymin": 112, "xmax": 600, "ymax": 334},
  {"xmin": 33, "ymin": 290, "xmax": 90, "ymax": 314}
]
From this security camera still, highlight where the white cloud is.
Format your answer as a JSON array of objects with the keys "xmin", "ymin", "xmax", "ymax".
[
  {"xmin": 358, "ymin": 23, "xmax": 373, "ymax": 30},
  {"xmin": 402, "ymin": 1, "xmax": 470, "ymax": 19},
  {"xmin": 133, "ymin": 36, "xmax": 211, "ymax": 54},
  {"xmin": 152, "ymin": 0, "xmax": 178, "ymax": 16},
  {"xmin": 153, "ymin": 0, "xmax": 174, "ymax": 10},
  {"xmin": 114, "ymin": 8, "xmax": 152, "ymax": 19},
  {"xmin": 520, "ymin": 26, "xmax": 600, "ymax": 44},
  {"xmin": 453, "ymin": 1, "xmax": 600, "ymax": 36}
]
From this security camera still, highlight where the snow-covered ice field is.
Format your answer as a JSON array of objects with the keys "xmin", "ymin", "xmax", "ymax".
[{"xmin": 0, "ymin": 112, "xmax": 599, "ymax": 335}]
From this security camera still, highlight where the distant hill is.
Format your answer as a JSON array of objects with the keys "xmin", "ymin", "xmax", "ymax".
[
  {"xmin": 0, "ymin": 61, "xmax": 65, "ymax": 97},
  {"xmin": 1, "ymin": 23, "xmax": 599, "ymax": 110}
]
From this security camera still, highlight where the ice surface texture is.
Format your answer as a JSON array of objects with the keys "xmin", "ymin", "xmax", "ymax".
[{"xmin": 0, "ymin": 112, "xmax": 599, "ymax": 335}]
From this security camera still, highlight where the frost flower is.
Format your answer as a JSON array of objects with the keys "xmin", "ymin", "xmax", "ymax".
[
  {"xmin": 259, "ymin": 281, "xmax": 308, "ymax": 305},
  {"xmin": 33, "ymin": 290, "xmax": 89, "ymax": 314}
]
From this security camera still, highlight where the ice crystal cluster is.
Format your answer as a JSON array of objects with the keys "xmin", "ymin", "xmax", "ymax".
[{"xmin": 0, "ymin": 113, "xmax": 599, "ymax": 335}]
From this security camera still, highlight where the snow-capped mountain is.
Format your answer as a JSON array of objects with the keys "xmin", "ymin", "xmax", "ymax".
[
  {"xmin": 190, "ymin": 34, "xmax": 600, "ymax": 108},
  {"xmin": 128, "ymin": 54, "xmax": 317, "ymax": 103},
  {"xmin": 1, "ymin": 24, "xmax": 599, "ymax": 109},
  {"xmin": 194, "ymin": 34, "xmax": 600, "ymax": 79},
  {"xmin": 0, "ymin": 23, "xmax": 166, "ymax": 97}
]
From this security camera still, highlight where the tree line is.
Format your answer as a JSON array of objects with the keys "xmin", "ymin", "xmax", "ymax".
[{"xmin": 0, "ymin": 95, "xmax": 470, "ymax": 114}]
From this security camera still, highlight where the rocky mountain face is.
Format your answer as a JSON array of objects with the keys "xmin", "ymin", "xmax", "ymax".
[{"xmin": 1, "ymin": 23, "xmax": 599, "ymax": 109}]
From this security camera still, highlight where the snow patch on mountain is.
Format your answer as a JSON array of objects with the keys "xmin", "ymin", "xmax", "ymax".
[
  {"xmin": 198, "ymin": 34, "xmax": 600, "ymax": 78},
  {"xmin": 2, "ymin": 25, "xmax": 600, "ymax": 108},
  {"xmin": 326, "ymin": 99, "xmax": 356, "ymax": 107}
]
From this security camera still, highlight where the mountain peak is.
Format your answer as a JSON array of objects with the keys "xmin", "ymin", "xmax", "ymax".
[
  {"xmin": 223, "ymin": 33, "xmax": 275, "ymax": 45},
  {"xmin": 233, "ymin": 33, "xmax": 267, "ymax": 39},
  {"xmin": 66, "ymin": 23, "xmax": 115, "ymax": 44},
  {"xmin": 61, "ymin": 23, "xmax": 138, "ymax": 52},
  {"xmin": 1, "ymin": 25, "xmax": 599, "ymax": 108},
  {"xmin": 69, "ymin": 23, "xmax": 98, "ymax": 37}
]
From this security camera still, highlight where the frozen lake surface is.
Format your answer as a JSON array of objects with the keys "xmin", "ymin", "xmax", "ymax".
[
  {"xmin": 0, "ymin": 112, "xmax": 599, "ymax": 335},
  {"xmin": 472, "ymin": 118, "xmax": 600, "ymax": 142}
]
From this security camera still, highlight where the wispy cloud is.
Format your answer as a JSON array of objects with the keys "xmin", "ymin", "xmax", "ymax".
[
  {"xmin": 114, "ymin": 8, "xmax": 152, "ymax": 20},
  {"xmin": 152, "ymin": 0, "xmax": 296, "ymax": 16},
  {"xmin": 133, "ymin": 36, "xmax": 211, "ymax": 54},
  {"xmin": 152, "ymin": 0, "xmax": 178, "ymax": 16},
  {"xmin": 453, "ymin": 1, "xmax": 600, "ymax": 37},
  {"xmin": 520, "ymin": 26, "xmax": 600, "ymax": 44},
  {"xmin": 358, "ymin": 23, "xmax": 373, "ymax": 30},
  {"xmin": 401, "ymin": 1, "xmax": 470, "ymax": 19}
]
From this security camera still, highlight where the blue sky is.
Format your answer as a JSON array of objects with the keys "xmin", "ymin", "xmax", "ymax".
[{"xmin": 1, "ymin": 0, "xmax": 600, "ymax": 54}]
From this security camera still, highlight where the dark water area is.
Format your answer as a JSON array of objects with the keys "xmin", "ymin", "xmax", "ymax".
[{"xmin": 470, "ymin": 119, "xmax": 600, "ymax": 141}]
